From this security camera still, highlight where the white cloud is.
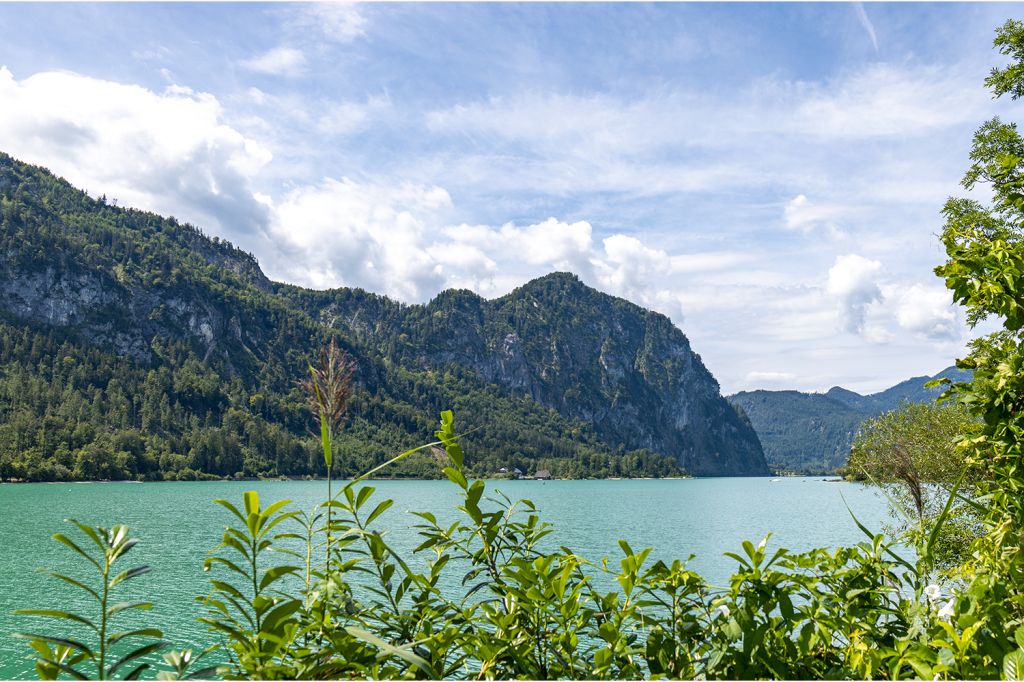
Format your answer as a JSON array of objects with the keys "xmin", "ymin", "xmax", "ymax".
[
  {"xmin": 596, "ymin": 235, "xmax": 687, "ymax": 322},
  {"xmin": 294, "ymin": 3, "xmax": 367, "ymax": 43},
  {"xmin": 240, "ymin": 47, "xmax": 307, "ymax": 77},
  {"xmin": 266, "ymin": 177, "xmax": 452, "ymax": 299},
  {"xmin": 790, "ymin": 62, "xmax": 982, "ymax": 139},
  {"xmin": 895, "ymin": 283, "xmax": 959, "ymax": 340},
  {"xmin": 827, "ymin": 254, "xmax": 883, "ymax": 334},
  {"xmin": 417, "ymin": 59, "xmax": 995, "ymax": 210},
  {"xmin": 426, "ymin": 61, "xmax": 986, "ymax": 153},
  {"xmin": 853, "ymin": 3, "xmax": 879, "ymax": 52},
  {"xmin": 0, "ymin": 67, "xmax": 272, "ymax": 246},
  {"xmin": 0, "ymin": 37, "xmax": 987, "ymax": 397},
  {"xmin": 264, "ymin": 177, "xmax": 756, "ymax": 328},
  {"xmin": 783, "ymin": 194, "xmax": 847, "ymax": 238},
  {"xmin": 444, "ymin": 218, "xmax": 596, "ymax": 274},
  {"xmin": 745, "ymin": 371, "xmax": 797, "ymax": 385},
  {"xmin": 317, "ymin": 95, "xmax": 391, "ymax": 136}
]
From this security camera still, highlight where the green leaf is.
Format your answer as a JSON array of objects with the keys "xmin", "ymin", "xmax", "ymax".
[
  {"xmin": 213, "ymin": 499, "xmax": 247, "ymax": 526},
  {"xmin": 1005, "ymin": 650, "xmax": 1024, "ymax": 681},
  {"xmin": 69, "ymin": 521, "xmax": 106, "ymax": 554},
  {"xmin": 841, "ymin": 495, "xmax": 914, "ymax": 570},
  {"xmin": 259, "ymin": 565, "xmax": 300, "ymax": 591},
  {"xmin": 203, "ymin": 556, "xmax": 248, "ymax": 579},
  {"xmin": 51, "ymin": 534, "xmax": 100, "ymax": 570},
  {"xmin": 106, "ymin": 601, "xmax": 152, "ymax": 617},
  {"xmin": 320, "ymin": 411, "xmax": 332, "ymax": 468},
  {"xmin": 106, "ymin": 628, "xmax": 163, "ymax": 646},
  {"xmin": 108, "ymin": 565, "xmax": 152, "ymax": 589},
  {"xmin": 924, "ymin": 469, "xmax": 967, "ymax": 564},
  {"xmin": 108, "ymin": 641, "xmax": 166, "ymax": 677},
  {"xmin": 243, "ymin": 490, "xmax": 260, "ymax": 518},
  {"xmin": 15, "ymin": 610, "xmax": 97, "ymax": 632},
  {"xmin": 444, "ymin": 466, "xmax": 468, "ymax": 490},
  {"xmin": 43, "ymin": 572, "xmax": 101, "ymax": 603},
  {"xmin": 345, "ymin": 627, "xmax": 438, "ymax": 678},
  {"xmin": 365, "ymin": 499, "xmax": 394, "ymax": 526},
  {"xmin": 36, "ymin": 658, "xmax": 89, "ymax": 681},
  {"xmin": 14, "ymin": 633, "xmax": 94, "ymax": 659},
  {"xmin": 356, "ymin": 485, "xmax": 373, "ymax": 510},
  {"xmin": 123, "ymin": 663, "xmax": 150, "ymax": 680},
  {"xmin": 260, "ymin": 598, "xmax": 301, "ymax": 634},
  {"xmin": 349, "ymin": 440, "xmax": 445, "ymax": 484}
]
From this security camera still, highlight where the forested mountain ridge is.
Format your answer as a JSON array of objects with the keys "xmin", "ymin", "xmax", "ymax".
[
  {"xmin": 287, "ymin": 273, "xmax": 768, "ymax": 476},
  {"xmin": 728, "ymin": 366, "xmax": 971, "ymax": 474},
  {"xmin": 0, "ymin": 152, "xmax": 767, "ymax": 480}
]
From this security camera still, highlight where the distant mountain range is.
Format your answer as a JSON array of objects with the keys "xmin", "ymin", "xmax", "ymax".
[
  {"xmin": 0, "ymin": 152, "xmax": 768, "ymax": 481},
  {"xmin": 728, "ymin": 366, "xmax": 972, "ymax": 474}
]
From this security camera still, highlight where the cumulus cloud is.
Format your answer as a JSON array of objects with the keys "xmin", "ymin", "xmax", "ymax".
[
  {"xmin": 827, "ymin": 254, "xmax": 883, "ymax": 334},
  {"xmin": 0, "ymin": 67, "xmax": 272, "ymax": 247},
  {"xmin": 895, "ymin": 283, "xmax": 959, "ymax": 340},
  {"xmin": 262, "ymin": 176, "xmax": 738, "ymax": 326},
  {"xmin": 266, "ymin": 177, "xmax": 452, "ymax": 299},
  {"xmin": 596, "ymin": 235, "xmax": 688, "ymax": 322},
  {"xmin": 240, "ymin": 47, "xmax": 307, "ymax": 76},
  {"xmin": 443, "ymin": 218, "xmax": 596, "ymax": 276},
  {"xmin": 0, "ymin": 66, "xmax": 717, "ymax": 329},
  {"xmin": 264, "ymin": 185, "xmax": 600, "ymax": 301}
]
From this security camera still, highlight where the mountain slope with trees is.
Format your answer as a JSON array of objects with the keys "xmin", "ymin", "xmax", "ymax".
[
  {"xmin": 0, "ymin": 152, "xmax": 767, "ymax": 480},
  {"xmin": 728, "ymin": 366, "xmax": 971, "ymax": 474}
]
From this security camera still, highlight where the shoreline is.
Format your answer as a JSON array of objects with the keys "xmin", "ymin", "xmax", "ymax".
[{"xmin": 0, "ymin": 474, "xmax": 872, "ymax": 486}]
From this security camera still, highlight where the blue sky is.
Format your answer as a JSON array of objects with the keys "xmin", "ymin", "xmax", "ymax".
[{"xmin": 0, "ymin": 2, "xmax": 1020, "ymax": 394}]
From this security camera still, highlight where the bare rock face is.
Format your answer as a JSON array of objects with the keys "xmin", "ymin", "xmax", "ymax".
[
  {"xmin": 0, "ymin": 253, "xmax": 238, "ymax": 365},
  {"xmin": 330, "ymin": 273, "xmax": 769, "ymax": 476}
]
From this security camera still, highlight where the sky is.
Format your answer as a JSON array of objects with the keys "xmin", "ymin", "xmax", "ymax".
[{"xmin": 0, "ymin": 2, "xmax": 1020, "ymax": 395}]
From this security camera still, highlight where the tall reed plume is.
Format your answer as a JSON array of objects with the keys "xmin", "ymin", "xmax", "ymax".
[{"xmin": 299, "ymin": 337, "xmax": 356, "ymax": 566}]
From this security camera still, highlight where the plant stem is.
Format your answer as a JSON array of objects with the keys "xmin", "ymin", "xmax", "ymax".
[
  {"xmin": 326, "ymin": 460, "xmax": 332, "ymax": 575},
  {"xmin": 99, "ymin": 546, "xmax": 109, "ymax": 679}
]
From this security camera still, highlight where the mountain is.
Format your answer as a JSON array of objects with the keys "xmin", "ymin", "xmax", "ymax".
[
  {"xmin": 728, "ymin": 366, "xmax": 972, "ymax": 474},
  {"xmin": 0, "ymin": 152, "xmax": 768, "ymax": 481},
  {"xmin": 824, "ymin": 367, "xmax": 972, "ymax": 412},
  {"xmin": 285, "ymin": 273, "xmax": 768, "ymax": 476}
]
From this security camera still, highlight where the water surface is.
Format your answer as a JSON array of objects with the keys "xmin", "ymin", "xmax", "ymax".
[{"xmin": 0, "ymin": 477, "xmax": 891, "ymax": 678}]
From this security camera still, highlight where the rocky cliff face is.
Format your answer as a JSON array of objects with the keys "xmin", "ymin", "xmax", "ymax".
[
  {"xmin": 0, "ymin": 253, "xmax": 258, "ymax": 367},
  {"xmin": 494, "ymin": 275, "xmax": 767, "ymax": 476},
  {"xmin": 313, "ymin": 273, "xmax": 769, "ymax": 476}
]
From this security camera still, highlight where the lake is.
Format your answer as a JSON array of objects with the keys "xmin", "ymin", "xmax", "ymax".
[{"xmin": 0, "ymin": 477, "xmax": 893, "ymax": 679}]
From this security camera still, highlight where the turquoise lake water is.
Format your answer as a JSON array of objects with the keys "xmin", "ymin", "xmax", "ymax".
[{"xmin": 0, "ymin": 477, "xmax": 892, "ymax": 678}]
